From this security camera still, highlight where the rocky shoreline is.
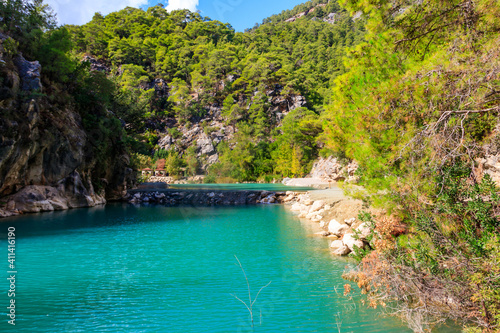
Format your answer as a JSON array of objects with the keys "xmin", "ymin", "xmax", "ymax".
[
  {"xmin": 283, "ymin": 190, "xmax": 371, "ymax": 256},
  {"xmin": 0, "ymin": 178, "xmax": 366, "ymax": 258}
]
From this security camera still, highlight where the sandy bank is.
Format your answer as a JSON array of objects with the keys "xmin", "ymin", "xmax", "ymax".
[{"xmin": 282, "ymin": 177, "xmax": 329, "ymax": 188}]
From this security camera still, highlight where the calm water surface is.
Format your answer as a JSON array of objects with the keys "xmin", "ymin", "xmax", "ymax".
[{"xmin": 0, "ymin": 204, "xmax": 416, "ymax": 332}]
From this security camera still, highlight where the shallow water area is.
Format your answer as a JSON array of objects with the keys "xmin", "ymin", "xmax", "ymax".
[{"xmin": 0, "ymin": 203, "xmax": 445, "ymax": 332}]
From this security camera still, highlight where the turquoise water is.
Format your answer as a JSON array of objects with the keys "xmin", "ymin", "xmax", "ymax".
[
  {"xmin": 0, "ymin": 204, "xmax": 413, "ymax": 332},
  {"xmin": 168, "ymin": 183, "xmax": 314, "ymax": 191}
]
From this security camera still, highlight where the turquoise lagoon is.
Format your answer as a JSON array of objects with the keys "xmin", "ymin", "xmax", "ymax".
[{"xmin": 0, "ymin": 203, "xmax": 433, "ymax": 332}]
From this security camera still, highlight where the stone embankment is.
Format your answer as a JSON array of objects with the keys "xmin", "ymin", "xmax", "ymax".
[{"xmin": 125, "ymin": 189, "xmax": 293, "ymax": 206}]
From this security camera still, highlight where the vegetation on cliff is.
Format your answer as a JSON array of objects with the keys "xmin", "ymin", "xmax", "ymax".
[
  {"xmin": 0, "ymin": 0, "xmax": 135, "ymax": 201},
  {"xmin": 65, "ymin": 0, "xmax": 364, "ymax": 180},
  {"xmin": 323, "ymin": 0, "xmax": 500, "ymax": 331}
]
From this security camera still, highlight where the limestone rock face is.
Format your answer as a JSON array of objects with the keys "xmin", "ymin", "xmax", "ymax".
[
  {"xmin": 158, "ymin": 134, "xmax": 174, "ymax": 150},
  {"xmin": 309, "ymin": 156, "xmax": 358, "ymax": 182},
  {"xmin": 290, "ymin": 95, "xmax": 306, "ymax": 110},
  {"xmin": 152, "ymin": 85, "xmax": 308, "ymax": 171},
  {"xmin": 7, "ymin": 174, "xmax": 107, "ymax": 214},
  {"xmin": 197, "ymin": 132, "xmax": 215, "ymax": 155},
  {"xmin": 14, "ymin": 54, "xmax": 42, "ymax": 91},
  {"xmin": 323, "ymin": 13, "xmax": 337, "ymax": 24}
]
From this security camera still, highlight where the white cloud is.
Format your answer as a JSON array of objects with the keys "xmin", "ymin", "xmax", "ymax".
[
  {"xmin": 45, "ymin": 0, "xmax": 150, "ymax": 25},
  {"xmin": 165, "ymin": 0, "xmax": 199, "ymax": 12},
  {"xmin": 45, "ymin": 0, "xmax": 200, "ymax": 26}
]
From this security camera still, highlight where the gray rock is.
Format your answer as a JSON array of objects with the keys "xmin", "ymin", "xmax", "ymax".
[
  {"xmin": 206, "ymin": 153, "xmax": 219, "ymax": 167},
  {"xmin": 158, "ymin": 134, "xmax": 174, "ymax": 150},
  {"xmin": 290, "ymin": 95, "xmax": 306, "ymax": 110},
  {"xmin": 352, "ymin": 11, "xmax": 363, "ymax": 20},
  {"xmin": 197, "ymin": 133, "xmax": 215, "ymax": 155},
  {"xmin": 14, "ymin": 54, "xmax": 42, "ymax": 91},
  {"xmin": 309, "ymin": 156, "xmax": 359, "ymax": 182},
  {"xmin": 227, "ymin": 74, "xmax": 239, "ymax": 82},
  {"xmin": 323, "ymin": 12, "xmax": 337, "ymax": 24},
  {"xmin": 82, "ymin": 55, "xmax": 109, "ymax": 73}
]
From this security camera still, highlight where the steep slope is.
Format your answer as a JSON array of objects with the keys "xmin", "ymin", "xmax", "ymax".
[
  {"xmin": 67, "ymin": 2, "xmax": 365, "ymax": 180},
  {"xmin": 0, "ymin": 32, "xmax": 134, "ymax": 217},
  {"xmin": 321, "ymin": 0, "xmax": 500, "ymax": 330}
]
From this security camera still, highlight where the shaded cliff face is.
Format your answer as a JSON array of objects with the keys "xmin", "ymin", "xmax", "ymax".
[{"xmin": 0, "ymin": 39, "xmax": 135, "ymax": 217}]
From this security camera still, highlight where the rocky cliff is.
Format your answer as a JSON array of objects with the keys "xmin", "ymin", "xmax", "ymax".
[
  {"xmin": 0, "ymin": 36, "xmax": 135, "ymax": 217},
  {"xmin": 308, "ymin": 156, "xmax": 358, "ymax": 182},
  {"xmin": 153, "ymin": 84, "xmax": 308, "ymax": 171}
]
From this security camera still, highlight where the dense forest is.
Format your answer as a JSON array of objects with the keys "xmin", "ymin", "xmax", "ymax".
[
  {"xmin": 326, "ymin": 0, "xmax": 500, "ymax": 331},
  {"xmin": 62, "ymin": 0, "xmax": 365, "ymax": 181},
  {"xmin": 2, "ymin": 0, "xmax": 500, "ymax": 331}
]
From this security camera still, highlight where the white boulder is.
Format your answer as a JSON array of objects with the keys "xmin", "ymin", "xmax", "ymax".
[
  {"xmin": 343, "ymin": 233, "xmax": 364, "ymax": 252},
  {"xmin": 309, "ymin": 200, "xmax": 324, "ymax": 213},
  {"xmin": 356, "ymin": 222, "xmax": 371, "ymax": 240},
  {"xmin": 329, "ymin": 240, "xmax": 344, "ymax": 248},
  {"xmin": 291, "ymin": 203, "xmax": 305, "ymax": 212},
  {"xmin": 328, "ymin": 219, "xmax": 350, "ymax": 236},
  {"xmin": 333, "ymin": 244, "xmax": 351, "ymax": 256},
  {"xmin": 344, "ymin": 217, "xmax": 356, "ymax": 226}
]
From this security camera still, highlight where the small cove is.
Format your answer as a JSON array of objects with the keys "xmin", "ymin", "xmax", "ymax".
[{"xmin": 0, "ymin": 202, "xmax": 453, "ymax": 332}]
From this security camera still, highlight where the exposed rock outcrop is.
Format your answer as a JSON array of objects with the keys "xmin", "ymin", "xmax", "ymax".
[
  {"xmin": 82, "ymin": 55, "xmax": 110, "ymax": 73},
  {"xmin": 0, "ymin": 171, "xmax": 108, "ymax": 217},
  {"xmin": 140, "ymin": 78, "xmax": 168, "ymax": 97},
  {"xmin": 323, "ymin": 13, "xmax": 337, "ymax": 24},
  {"xmin": 13, "ymin": 54, "xmax": 42, "ymax": 91},
  {"xmin": 197, "ymin": 132, "xmax": 216, "ymax": 155},
  {"xmin": 154, "ymin": 84, "xmax": 308, "ymax": 171},
  {"xmin": 309, "ymin": 156, "xmax": 359, "ymax": 183}
]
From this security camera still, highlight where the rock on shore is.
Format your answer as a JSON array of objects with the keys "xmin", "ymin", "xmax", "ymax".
[
  {"xmin": 0, "ymin": 171, "xmax": 107, "ymax": 217},
  {"xmin": 284, "ymin": 189, "xmax": 373, "ymax": 256}
]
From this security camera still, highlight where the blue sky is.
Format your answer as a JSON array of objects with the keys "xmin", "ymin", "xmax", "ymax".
[
  {"xmin": 46, "ymin": 0, "xmax": 307, "ymax": 31},
  {"xmin": 190, "ymin": 0, "xmax": 307, "ymax": 31}
]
